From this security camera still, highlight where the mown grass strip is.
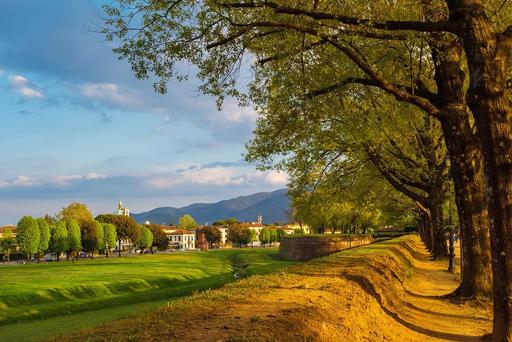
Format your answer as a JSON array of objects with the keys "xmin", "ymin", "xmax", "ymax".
[{"xmin": 0, "ymin": 248, "xmax": 295, "ymax": 340}]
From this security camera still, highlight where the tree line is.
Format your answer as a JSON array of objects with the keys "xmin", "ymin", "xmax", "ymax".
[
  {"xmin": 0, "ymin": 203, "xmax": 168, "ymax": 262},
  {"xmin": 101, "ymin": 1, "xmax": 512, "ymax": 339}
]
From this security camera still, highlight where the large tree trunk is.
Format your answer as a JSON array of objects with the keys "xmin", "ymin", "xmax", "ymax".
[
  {"xmin": 418, "ymin": 209, "xmax": 433, "ymax": 251},
  {"xmin": 429, "ymin": 197, "xmax": 447, "ymax": 259},
  {"xmin": 441, "ymin": 116, "xmax": 493, "ymax": 297},
  {"xmin": 428, "ymin": 31, "xmax": 493, "ymax": 297},
  {"xmin": 450, "ymin": 1, "xmax": 512, "ymax": 338}
]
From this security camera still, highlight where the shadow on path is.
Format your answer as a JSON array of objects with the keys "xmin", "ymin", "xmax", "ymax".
[{"xmin": 342, "ymin": 272, "xmax": 482, "ymax": 341}]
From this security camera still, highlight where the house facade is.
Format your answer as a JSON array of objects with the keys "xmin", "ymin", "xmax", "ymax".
[
  {"xmin": 283, "ymin": 223, "xmax": 310, "ymax": 234},
  {"xmin": 168, "ymin": 230, "xmax": 196, "ymax": 250}
]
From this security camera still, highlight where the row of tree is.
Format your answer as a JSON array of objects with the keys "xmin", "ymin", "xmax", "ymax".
[
  {"xmin": 9, "ymin": 215, "xmax": 156, "ymax": 262},
  {"xmin": 258, "ymin": 227, "xmax": 281, "ymax": 247},
  {"xmin": 0, "ymin": 203, "xmax": 171, "ymax": 262},
  {"xmin": 101, "ymin": 1, "xmax": 512, "ymax": 338}
]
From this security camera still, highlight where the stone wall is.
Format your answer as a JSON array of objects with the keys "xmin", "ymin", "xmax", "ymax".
[{"xmin": 278, "ymin": 235, "xmax": 374, "ymax": 261}]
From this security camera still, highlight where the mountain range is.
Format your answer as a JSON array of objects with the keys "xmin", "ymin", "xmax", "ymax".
[{"xmin": 131, "ymin": 189, "xmax": 290, "ymax": 225}]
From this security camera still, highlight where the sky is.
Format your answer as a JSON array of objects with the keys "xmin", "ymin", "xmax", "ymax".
[{"xmin": 0, "ymin": 0, "xmax": 287, "ymax": 225}]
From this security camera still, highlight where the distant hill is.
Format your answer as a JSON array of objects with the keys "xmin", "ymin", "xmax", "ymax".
[{"xmin": 131, "ymin": 189, "xmax": 290, "ymax": 225}]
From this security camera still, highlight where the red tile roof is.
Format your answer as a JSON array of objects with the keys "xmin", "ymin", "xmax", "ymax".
[
  {"xmin": 168, "ymin": 229, "xmax": 195, "ymax": 235},
  {"xmin": 160, "ymin": 225, "xmax": 177, "ymax": 230}
]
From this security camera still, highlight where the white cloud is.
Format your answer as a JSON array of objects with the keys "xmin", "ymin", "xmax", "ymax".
[
  {"xmin": 54, "ymin": 173, "xmax": 106, "ymax": 185},
  {"xmin": 148, "ymin": 166, "xmax": 243, "ymax": 188},
  {"xmin": 80, "ymin": 82, "xmax": 142, "ymax": 108},
  {"xmin": 0, "ymin": 176, "xmax": 38, "ymax": 187},
  {"xmin": 220, "ymin": 102, "xmax": 258, "ymax": 123},
  {"xmin": 146, "ymin": 165, "xmax": 287, "ymax": 189},
  {"xmin": 0, "ymin": 68, "xmax": 4, "ymax": 76},
  {"xmin": 9, "ymin": 74, "xmax": 43, "ymax": 98},
  {"xmin": 264, "ymin": 170, "xmax": 289, "ymax": 186}
]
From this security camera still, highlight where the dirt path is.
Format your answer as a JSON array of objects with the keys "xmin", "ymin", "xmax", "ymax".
[
  {"xmin": 398, "ymin": 238, "xmax": 492, "ymax": 341},
  {"xmin": 53, "ymin": 236, "xmax": 492, "ymax": 341}
]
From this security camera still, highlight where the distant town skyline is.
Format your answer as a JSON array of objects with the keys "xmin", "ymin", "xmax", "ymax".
[{"xmin": 0, "ymin": 0, "xmax": 287, "ymax": 224}]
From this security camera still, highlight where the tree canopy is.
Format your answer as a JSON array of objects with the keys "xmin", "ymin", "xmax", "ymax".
[
  {"xmin": 36, "ymin": 218, "xmax": 51, "ymax": 261},
  {"xmin": 178, "ymin": 214, "xmax": 197, "ymax": 230},
  {"xmin": 101, "ymin": 1, "xmax": 512, "ymax": 337},
  {"xmin": 66, "ymin": 220, "xmax": 82, "ymax": 258},
  {"xmin": 199, "ymin": 226, "xmax": 221, "ymax": 246},
  {"xmin": 81, "ymin": 220, "xmax": 104, "ymax": 256},
  {"xmin": 102, "ymin": 223, "xmax": 118, "ymax": 255},
  {"xmin": 0, "ymin": 227, "xmax": 16, "ymax": 261},
  {"xmin": 58, "ymin": 203, "xmax": 93, "ymax": 226},
  {"xmin": 96, "ymin": 214, "xmax": 141, "ymax": 244},
  {"xmin": 16, "ymin": 216, "xmax": 40, "ymax": 260},
  {"xmin": 50, "ymin": 222, "xmax": 69, "ymax": 260},
  {"xmin": 145, "ymin": 224, "xmax": 169, "ymax": 250},
  {"xmin": 136, "ymin": 226, "xmax": 154, "ymax": 251}
]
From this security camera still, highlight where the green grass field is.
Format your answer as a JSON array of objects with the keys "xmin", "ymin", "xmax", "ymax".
[{"xmin": 0, "ymin": 247, "xmax": 294, "ymax": 341}]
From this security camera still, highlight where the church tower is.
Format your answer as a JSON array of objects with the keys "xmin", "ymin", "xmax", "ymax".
[{"xmin": 116, "ymin": 200, "xmax": 130, "ymax": 216}]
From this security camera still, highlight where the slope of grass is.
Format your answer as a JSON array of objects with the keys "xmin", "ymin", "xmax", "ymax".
[
  {"xmin": 0, "ymin": 248, "xmax": 294, "ymax": 328},
  {"xmin": 52, "ymin": 237, "xmax": 492, "ymax": 342}
]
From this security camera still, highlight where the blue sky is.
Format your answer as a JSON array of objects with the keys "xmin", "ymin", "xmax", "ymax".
[{"xmin": 0, "ymin": 0, "xmax": 286, "ymax": 224}]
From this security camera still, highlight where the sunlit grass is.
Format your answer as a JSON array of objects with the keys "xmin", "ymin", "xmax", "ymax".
[{"xmin": 0, "ymin": 248, "xmax": 294, "ymax": 327}]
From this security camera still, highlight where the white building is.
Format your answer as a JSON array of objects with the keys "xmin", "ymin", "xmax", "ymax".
[
  {"xmin": 218, "ymin": 227, "xmax": 228, "ymax": 245},
  {"xmin": 282, "ymin": 223, "xmax": 311, "ymax": 234},
  {"xmin": 168, "ymin": 230, "xmax": 196, "ymax": 250},
  {"xmin": 116, "ymin": 200, "xmax": 130, "ymax": 216}
]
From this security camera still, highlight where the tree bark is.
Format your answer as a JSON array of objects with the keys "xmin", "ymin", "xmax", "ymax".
[
  {"xmin": 429, "ymin": 196, "xmax": 447, "ymax": 259},
  {"xmin": 418, "ymin": 209, "xmax": 432, "ymax": 251},
  {"xmin": 450, "ymin": 1, "xmax": 512, "ymax": 338},
  {"xmin": 429, "ymin": 37, "xmax": 493, "ymax": 297},
  {"xmin": 441, "ymin": 115, "xmax": 493, "ymax": 296}
]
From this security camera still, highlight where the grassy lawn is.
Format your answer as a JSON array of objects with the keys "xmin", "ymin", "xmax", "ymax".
[
  {"xmin": 51, "ymin": 237, "xmax": 491, "ymax": 342},
  {"xmin": 0, "ymin": 247, "xmax": 294, "ymax": 341}
]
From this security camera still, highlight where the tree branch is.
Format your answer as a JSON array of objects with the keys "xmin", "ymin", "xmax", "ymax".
[
  {"xmin": 369, "ymin": 153, "xmax": 429, "ymax": 206},
  {"xmin": 217, "ymin": 1, "xmax": 457, "ymax": 34},
  {"xmin": 305, "ymin": 77, "xmax": 439, "ymax": 107}
]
